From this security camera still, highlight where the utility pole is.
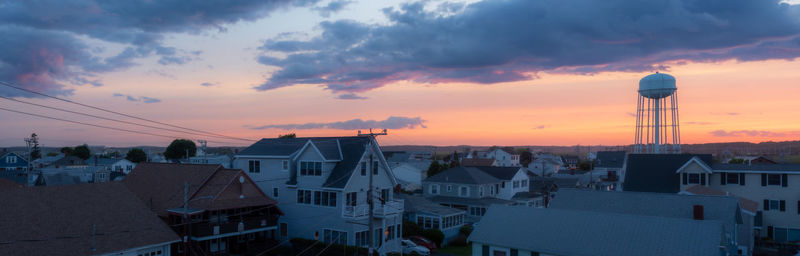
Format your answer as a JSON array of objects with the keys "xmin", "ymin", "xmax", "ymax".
[{"xmin": 360, "ymin": 129, "xmax": 387, "ymax": 256}]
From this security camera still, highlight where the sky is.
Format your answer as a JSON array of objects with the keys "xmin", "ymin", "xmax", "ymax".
[{"xmin": 1, "ymin": 0, "xmax": 800, "ymax": 148}]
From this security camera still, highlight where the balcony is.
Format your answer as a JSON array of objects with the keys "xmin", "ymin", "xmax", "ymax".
[
  {"xmin": 174, "ymin": 216, "xmax": 279, "ymax": 239},
  {"xmin": 342, "ymin": 199, "xmax": 403, "ymax": 219}
]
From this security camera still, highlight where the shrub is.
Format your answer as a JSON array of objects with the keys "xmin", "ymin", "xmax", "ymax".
[
  {"xmin": 421, "ymin": 229, "xmax": 445, "ymax": 247},
  {"xmin": 459, "ymin": 225, "xmax": 473, "ymax": 237},
  {"xmin": 403, "ymin": 220, "xmax": 422, "ymax": 237}
]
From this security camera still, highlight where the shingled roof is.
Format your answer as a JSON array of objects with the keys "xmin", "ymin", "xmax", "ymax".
[
  {"xmin": 461, "ymin": 158, "xmax": 495, "ymax": 167},
  {"xmin": 0, "ymin": 182, "xmax": 179, "ymax": 255},
  {"xmin": 424, "ymin": 166, "xmax": 501, "ymax": 184},
  {"xmin": 472, "ymin": 166, "xmax": 522, "ymax": 180},
  {"xmin": 623, "ymin": 154, "xmax": 712, "ymax": 193},
  {"xmin": 122, "ymin": 163, "xmax": 279, "ymax": 217},
  {"xmin": 595, "ymin": 151, "xmax": 626, "ymax": 168}
]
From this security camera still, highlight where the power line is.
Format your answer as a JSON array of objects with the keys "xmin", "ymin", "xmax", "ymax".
[
  {"xmin": 0, "ymin": 80, "xmax": 253, "ymax": 142},
  {"xmin": 0, "ymin": 106, "xmax": 241, "ymax": 145},
  {"xmin": 0, "ymin": 95, "xmax": 251, "ymax": 142}
]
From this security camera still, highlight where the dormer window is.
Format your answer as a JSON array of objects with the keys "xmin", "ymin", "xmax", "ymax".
[
  {"xmin": 300, "ymin": 161, "xmax": 322, "ymax": 176},
  {"xmin": 6, "ymin": 156, "xmax": 17, "ymax": 164},
  {"xmin": 282, "ymin": 160, "xmax": 289, "ymax": 170}
]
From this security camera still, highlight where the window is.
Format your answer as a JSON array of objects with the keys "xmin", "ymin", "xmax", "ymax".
[
  {"xmin": 373, "ymin": 161, "xmax": 379, "ymax": 175},
  {"xmin": 248, "ymin": 160, "xmax": 260, "ymax": 173},
  {"xmin": 346, "ymin": 192, "xmax": 357, "ymax": 206},
  {"xmin": 447, "ymin": 185, "xmax": 452, "ymax": 192},
  {"xmin": 280, "ymin": 223, "xmax": 288, "ymax": 237},
  {"xmin": 380, "ymin": 189, "xmax": 389, "ymax": 205},
  {"xmin": 6, "ymin": 156, "xmax": 16, "ymax": 164},
  {"xmin": 297, "ymin": 189, "xmax": 312, "ymax": 204},
  {"xmin": 307, "ymin": 190, "xmax": 337, "ymax": 207},
  {"xmin": 361, "ymin": 162, "xmax": 367, "ymax": 176},
  {"xmin": 726, "ymin": 173, "xmax": 739, "ymax": 184},
  {"xmin": 273, "ymin": 188, "xmax": 279, "ymax": 198},
  {"xmin": 323, "ymin": 229, "xmax": 347, "ymax": 245},
  {"xmin": 479, "ymin": 187, "xmax": 484, "ymax": 197},
  {"xmin": 374, "ymin": 228, "xmax": 383, "ymax": 247},
  {"xmin": 300, "ymin": 161, "xmax": 322, "ymax": 176},
  {"xmin": 459, "ymin": 186, "xmax": 469, "ymax": 197},
  {"xmin": 355, "ymin": 230, "xmax": 369, "ymax": 247},
  {"xmin": 282, "ymin": 160, "xmax": 288, "ymax": 170},
  {"xmin": 513, "ymin": 181, "xmax": 520, "ymax": 188},
  {"xmin": 687, "ymin": 173, "xmax": 702, "ymax": 184},
  {"xmin": 469, "ymin": 207, "xmax": 486, "ymax": 216},
  {"xmin": 430, "ymin": 184, "xmax": 439, "ymax": 195},
  {"xmin": 764, "ymin": 199, "xmax": 786, "ymax": 212},
  {"xmin": 490, "ymin": 185, "xmax": 495, "ymax": 195},
  {"xmin": 386, "ymin": 226, "xmax": 395, "ymax": 241}
]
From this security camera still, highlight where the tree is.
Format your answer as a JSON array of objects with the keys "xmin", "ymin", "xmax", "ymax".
[
  {"xmin": 426, "ymin": 161, "xmax": 442, "ymax": 177},
  {"xmin": 278, "ymin": 133, "xmax": 296, "ymax": 138},
  {"xmin": 421, "ymin": 229, "xmax": 445, "ymax": 247},
  {"xmin": 125, "ymin": 148, "xmax": 147, "ymax": 163},
  {"xmin": 729, "ymin": 158, "xmax": 746, "ymax": 164},
  {"xmin": 520, "ymin": 151, "xmax": 533, "ymax": 167},
  {"xmin": 72, "ymin": 144, "xmax": 91, "ymax": 160},
  {"xmin": 579, "ymin": 160, "xmax": 593, "ymax": 171},
  {"xmin": 164, "ymin": 139, "xmax": 197, "ymax": 161},
  {"xmin": 60, "ymin": 147, "xmax": 73, "ymax": 155},
  {"xmin": 403, "ymin": 221, "xmax": 422, "ymax": 237},
  {"xmin": 28, "ymin": 133, "xmax": 41, "ymax": 160}
]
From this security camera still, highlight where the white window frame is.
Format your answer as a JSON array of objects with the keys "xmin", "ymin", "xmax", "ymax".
[
  {"xmin": 6, "ymin": 156, "xmax": 16, "ymax": 164},
  {"xmin": 430, "ymin": 184, "xmax": 440, "ymax": 195},
  {"xmin": 447, "ymin": 185, "xmax": 452, "ymax": 192},
  {"xmin": 479, "ymin": 186, "xmax": 484, "ymax": 197},
  {"xmin": 458, "ymin": 186, "xmax": 469, "ymax": 197}
]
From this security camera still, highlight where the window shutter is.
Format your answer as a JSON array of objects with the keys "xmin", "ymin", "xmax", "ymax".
[
  {"xmin": 780, "ymin": 200, "xmax": 786, "ymax": 212},
  {"xmin": 764, "ymin": 200, "xmax": 769, "ymax": 211},
  {"xmin": 762, "ymin": 174, "xmax": 767, "ymax": 186},
  {"xmin": 482, "ymin": 245, "xmax": 490, "ymax": 256},
  {"xmin": 700, "ymin": 174, "xmax": 706, "ymax": 186},
  {"xmin": 721, "ymin": 172, "xmax": 727, "ymax": 185},
  {"xmin": 511, "ymin": 249, "xmax": 519, "ymax": 256},
  {"xmin": 682, "ymin": 173, "xmax": 688, "ymax": 185},
  {"xmin": 782, "ymin": 174, "xmax": 788, "ymax": 187},
  {"xmin": 740, "ymin": 173, "xmax": 746, "ymax": 186}
]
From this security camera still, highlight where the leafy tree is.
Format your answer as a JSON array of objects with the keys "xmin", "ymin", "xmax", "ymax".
[
  {"xmin": 520, "ymin": 151, "xmax": 533, "ymax": 167},
  {"xmin": 72, "ymin": 144, "xmax": 91, "ymax": 160},
  {"xmin": 29, "ymin": 133, "xmax": 41, "ymax": 160},
  {"xmin": 403, "ymin": 221, "xmax": 422, "ymax": 237},
  {"xmin": 278, "ymin": 133, "xmax": 297, "ymax": 138},
  {"xmin": 729, "ymin": 158, "xmax": 746, "ymax": 164},
  {"xmin": 579, "ymin": 160, "xmax": 593, "ymax": 171},
  {"xmin": 125, "ymin": 148, "xmax": 148, "ymax": 163},
  {"xmin": 108, "ymin": 151, "xmax": 122, "ymax": 158},
  {"xmin": 421, "ymin": 229, "xmax": 445, "ymax": 247},
  {"xmin": 427, "ymin": 161, "xmax": 442, "ymax": 177},
  {"xmin": 164, "ymin": 139, "xmax": 197, "ymax": 161},
  {"xmin": 60, "ymin": 147, "xmax": 74, "ymax": 155},
  {"xmin": 46, "ymin": 152, "xmax": 59, "ymax": 157}
]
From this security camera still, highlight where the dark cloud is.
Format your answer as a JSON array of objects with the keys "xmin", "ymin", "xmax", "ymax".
[
  {"xmin": 250, "ymin": 116, "xmax": 426, "ymax": 130},
  {"xmin": 337, "ymin": 93, "xmax": 367, "ymax": 100},
  {"xmin": 710, "ymin": 129, "xmax": 799, "ymax": 137},
  {"xmin": 312, "ymin": 0, "xmax": 354, "ymax": 18},
  {"xmin": 0, "ymin": 0, "xmax": 319, "ymax": 97},
  {"xmin": 257, "ymin": 0, "xmax": 800, "ymax": 97},
  {"xmin": 113, "ymin": 93, "xmax": 161, "ymax": 103},
  {"xmin": 201, "ymin": 82, "xmax": 219, "ymax": 87}
]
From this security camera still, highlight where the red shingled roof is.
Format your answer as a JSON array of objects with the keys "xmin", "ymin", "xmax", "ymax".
[{"xmin": 684, "ymin": 185, "xmax": 758, "ymax": 214}]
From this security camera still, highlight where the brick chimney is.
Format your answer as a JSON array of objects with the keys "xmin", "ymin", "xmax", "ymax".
[{"xmin": 693, "ymin": 205, "xmax": 704, "ymax": 220}]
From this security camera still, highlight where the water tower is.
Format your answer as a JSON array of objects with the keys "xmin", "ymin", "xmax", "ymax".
[{"xmin": 634, "ymin": 72, "xmax": 681, "ymax": 154}]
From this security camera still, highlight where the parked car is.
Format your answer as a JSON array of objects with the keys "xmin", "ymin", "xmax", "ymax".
[
  {"xmin": 402, "ymin": 239, "xmax": 430, "ymax": 256},
  {"xmin": 407, "ymin": 236, "xmax": 437, "ymax": 251}
]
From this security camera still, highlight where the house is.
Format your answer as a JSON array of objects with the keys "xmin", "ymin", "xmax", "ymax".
[
  {"xmin": 461, "ymin": 158, "xmax": 497, "ymax": 167},
  {"xmin": 471, "ymin": 166, "xmax": 540, "ymax": 205},
  {"xmin": 391, "ymin": 161, "xmax": 431, "ymax": 191},
  {"xmin": 233, "ymin": 136, "xmax": 403, "ymax": 254},
  {"xmin": 622, "ymin": 153, "xmax": 712, "ymax": 193},
  {"xmin": 422, "ymin": 166, "xmax": 522, "ymax": 222},
  {"xmin": 593, "ymin": 151, "xmax": 626, "ymax": 180},
  {"xmin": 550, "ymin": 189, "xmax": 752, "ymax": 255},
  {"xmin": 49, "ymin": 155, "xmax": 87, "ymax": 168},
  {"xmin": 0, "ymin": 182, "xmax": 179, "ymax": 255},
  {"xmin": 468, "ymin": 205, "xmax": 727, "ymax": 256},
  {"xmin": 34, "ymin": 166, "xmax": 108, "ymax": 186},
  {"xmin": 560, "ymin": 155, "xmax": 579, "ymax": 170},
  {"xmin": 95, "ymin": 157, "xmax": 137, "ymax": 174},
  {"xmin": 123, "ymin": 163, "xmax": 282, "ymax": 255},
  {"xmin": 397, "ymin": 194, "xmax": 466, "ymax": 245},
  {"xmin": 0, "ymin": 151, "xmax": 28, "ymax": 171},
  {"xmin": 484, "ymin": 148, "xmax": 520, "ymax": 167},
  {"xmin": 676, "ymin": 160, "xmax": 800, "ymax": 242},
  {"xmin": 188, "ymin": 154, "xmax": 232, "ymax": 168},
  {"xmin": 528, "ymin": 154, "xmax": 562, "ymax": 176}
]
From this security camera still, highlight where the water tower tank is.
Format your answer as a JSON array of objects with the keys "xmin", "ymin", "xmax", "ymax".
[{"xmin": 638, "ymin": 72, "xmax": 676, "ymax": 99}]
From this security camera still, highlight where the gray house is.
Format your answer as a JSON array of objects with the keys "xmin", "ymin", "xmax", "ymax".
[
  {"xmin": 550, "ymin": 189, "xmax": 750, "ymax": 255},
  {"xmin": 234, "ymin": 136, "xmax": 403, "ymax": 254},
  {"xmin": 468, "ymin": 205, "xmax": 727, "ymax": 256}
]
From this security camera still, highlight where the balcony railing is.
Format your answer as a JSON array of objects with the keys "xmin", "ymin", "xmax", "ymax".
[
  {"xmin": 342, "ymin": 199, "xmax": 403, "ymax": 219},
  {"xmin": 175, "ymin": 216, "xmax": 279, "ymax": 239}
]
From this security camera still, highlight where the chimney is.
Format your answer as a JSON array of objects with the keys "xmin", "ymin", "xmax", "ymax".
[{"xmin": 693, "ymin": 205, "xmax": 704, "ymax": 220}]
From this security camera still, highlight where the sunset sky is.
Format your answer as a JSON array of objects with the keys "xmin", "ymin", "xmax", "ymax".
[{"xmin": 1, "ymin": 0, "xmax": 800, "ymax": 148}]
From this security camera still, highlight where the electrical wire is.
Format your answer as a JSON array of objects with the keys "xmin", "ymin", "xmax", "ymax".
[
  {"xmin": 0, "ymin": 95, "xmax": 252, "ymax": 143},
  {"xmin": 0, "ymin": 80, "xmax": 253, "ymax": 142}
]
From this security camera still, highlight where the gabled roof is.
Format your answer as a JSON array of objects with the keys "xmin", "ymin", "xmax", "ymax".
[
  {"xmin": 237, "ymin": 137, "xmax": 345, "ymax": 160},
  {"xmin": 122, "ymin": 163, "xmax": 279, "ymax": 216},
  {"xmin": 594, "ymin": 151, "xmax": 626, "ymax": 168},
  {"xmin": 461, "ymin": 158, "xmax": 495, "ymax": 167},
  {"xmin": 550, "ymin": 189, "xmax": 742, "ymax": 231},
  {"xmin": 0, "ymin": 182, "xmax": 179, "ymax": 255},
  {"xmin": 472, "ymin": 166, "xmax": 522, "ymax": 180},
  {"xmin": 675, "ymin": 156, "xmax": 713, "ymax": 174},
  {"xmin": 623, "ymin": 154, "xmax": 712, "ymax": 193},
  {"xmin": 468, "ymin": 205, "xmax": 724, "ymax": 256},
  {"xmin": 0, "ymin": 152, "xmax": 28, "ymax": 167},
  {"xmin": 424, "ymin": 166, "xmax": 500, "ymax": 185}
]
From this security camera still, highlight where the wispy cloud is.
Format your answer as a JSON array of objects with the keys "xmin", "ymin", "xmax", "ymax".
[
  {"xmin": 200, "ymin": 82, "xmax": 219, "ymax": 87},
  {"xmin": 337, "ymin": 93, "xmax": 367, "ymax": 100},
  {"xmin": 249, "ymin": 116, "xmax": 426, "ymax": 130},
  {"xmin": 312, "ymin": 0, "xmax": 354, "ymax": 18},
  {"xmin": 532, "ymin": 125, "xmax": 547, "ymax": 130},
  {"xmin": 710, "ymin": 130, "xmax": 799, "ymax": 137},
  {"xmin": 711, "ymin": 112, "xmax": 741, "ymax": 116},
  {"xmin": 684, "ymin": 121, "xmax": 717, "ymax": 125},
  {"xmin": 113, "ymin": 93, "xmax": 161, "ymax": 103},
  {"xmin": 257, "ymin": 0, "xmax": 800, "ymax": 98}
]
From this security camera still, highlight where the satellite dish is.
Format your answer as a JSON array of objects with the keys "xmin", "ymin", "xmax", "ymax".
[{"xmin": 239, "ymin": 176, "xmax": 245, "ymax": 184}]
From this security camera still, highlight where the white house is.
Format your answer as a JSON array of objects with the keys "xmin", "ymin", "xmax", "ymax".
[
  {"xmin": 234, "ymin": 136, "xmax": 403, "ymax": 254},
  {"xmin": 390, "ymin": 161, "xmax": 429, "ymax": 191},
  {"xmin": 189, "ymin": 154, "xmax": 232, "ymax": 168},
  {"xmin": 484, "ymin": 149, "xmax": 520, "ymax": 167}
]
